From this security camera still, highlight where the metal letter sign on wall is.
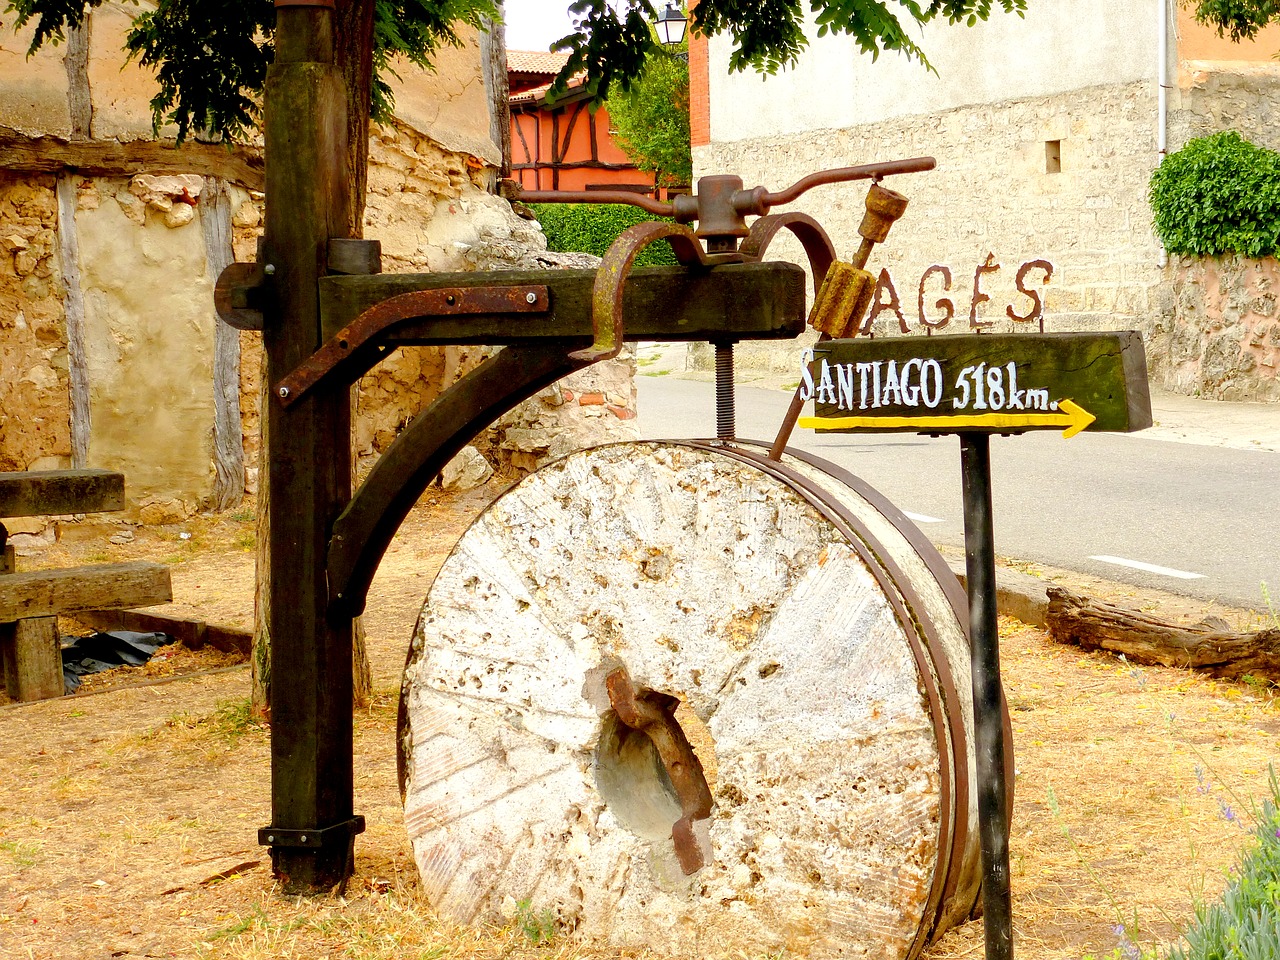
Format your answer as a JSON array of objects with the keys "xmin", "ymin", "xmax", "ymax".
[{"xmin": 799, "ymin": 331, "xmax": 1153, "ymax": 437}]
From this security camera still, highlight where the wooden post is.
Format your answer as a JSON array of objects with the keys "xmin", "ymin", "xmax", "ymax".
[
  {"xmin": 0, "ymin": 619, "xmax": 63, "ymax": 701},
  {"xmin": 260, "ymin": 0, "xmax": 361, "ymax": 893},
  {"xmin": 0, "ymin": 528, "xmax": 62, "ymax": 703}
]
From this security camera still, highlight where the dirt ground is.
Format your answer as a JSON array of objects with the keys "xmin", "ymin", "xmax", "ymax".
[{"xmin": 1, "ymin": 482, "xmax": 1277, "ymax": 960}]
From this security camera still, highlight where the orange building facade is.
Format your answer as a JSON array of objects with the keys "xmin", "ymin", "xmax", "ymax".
[{"xmin": 508, "ymin": 50, "xmax": 657, "ymax": 195}]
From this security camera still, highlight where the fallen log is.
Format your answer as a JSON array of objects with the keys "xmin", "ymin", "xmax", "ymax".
[{"xmin": 1045, "ymin": 586, "xmax": 1280, "ymax": 684}]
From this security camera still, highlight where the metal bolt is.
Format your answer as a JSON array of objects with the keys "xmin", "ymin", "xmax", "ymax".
[
  {"xmin": 300, "ymin": 835, "xmax": 308, "ymax": 843},
  {"xmin": 267, "ymin": 835, "xmax": 275, "ymax": 843},
  {"xmin": 278, "ymin": 386, "xmax": 290, "ymax": 399},
  {"xmin": 525, "ymin": 292, "xmax": 537, "ymax": 304},
  {"xmin": 263, "ymin": 263, "xmax": 276, "ymax": 276}
]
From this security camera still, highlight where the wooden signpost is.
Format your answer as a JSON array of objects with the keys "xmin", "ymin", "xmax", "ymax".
[
  {"xmin": 800, "ymin": 331, "xmax": 1153, "ymax": 960},
  {"xmin": 797, "ymin": 331, "xmax": 1152, "ymax": 437}
]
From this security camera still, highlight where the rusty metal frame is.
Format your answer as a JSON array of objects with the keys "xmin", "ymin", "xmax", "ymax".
[
  {"xmin": 579, "ymin": 220, "xmax": 712, "ymax": 363},
  {"xmin": 687, "ymin": 440, "xmax": 965, "ymax": 955},
  {"xmin": 275, "ymin": 284, "xmax": 550, "ymax": 406},
  {"xmin": 327, "ymin": 344, "xmax": 589, "ymax": 617},
  {"xmin": 605, "ymin": 666, "xmax": 714, "ymax": 876}
]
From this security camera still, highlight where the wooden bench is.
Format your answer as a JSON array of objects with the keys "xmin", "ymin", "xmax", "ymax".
[{"xmin": 0, "ymin": 470, "xmax": 173, "ymax": 702}]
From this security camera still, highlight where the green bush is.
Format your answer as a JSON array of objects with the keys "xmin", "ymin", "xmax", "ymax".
[
  {"xmin": 1167, "ymin": 768, "xmax": 1280, "ymax": 960},
  {"xmin": 531, "ymin": 203, "xmax": 678, "ymax": 266},
  {"xmin": 1149, "ymin": 131, "xmax": 1280, "ymax": 258}
]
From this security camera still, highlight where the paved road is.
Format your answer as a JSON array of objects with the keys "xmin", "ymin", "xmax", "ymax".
[{"xmin": 636, "ymin": 375, "xmax": 1279, "ymax": 611}]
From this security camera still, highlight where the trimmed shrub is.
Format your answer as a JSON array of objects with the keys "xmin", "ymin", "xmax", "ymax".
[
  {"xmin": 1149, "ymin": 131, "xmax": 1280, "ymax": 258},
  {"xmin": 531, "ymin": 203, "xmax": 678, "ymax": 267}
]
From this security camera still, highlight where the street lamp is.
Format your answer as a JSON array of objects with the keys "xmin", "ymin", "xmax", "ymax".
[{"xmin": 654, "ymin": 3, "xmax": 687, "ymax": 45}]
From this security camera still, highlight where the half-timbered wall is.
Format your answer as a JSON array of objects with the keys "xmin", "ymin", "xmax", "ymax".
[
  {"xmin": 510, "ymin": 95, "xmax": 654, "ymax": 193},
  {"xmin": 1, "ymin": 10, "xmax": 639, "ymax": 528}
]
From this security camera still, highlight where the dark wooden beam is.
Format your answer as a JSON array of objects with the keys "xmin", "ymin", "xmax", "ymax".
[
  {"xmin": 511, "ymin": 159, "xmax": 642, "ymax": 172},
  {"xmin": 0, "ymin": 469, "xmax": 124, "ymax": 519},
  {"xmin": 261, "ymin": 5, "xmax": 358, "ymax": 894},
  {"xmin": 0, "ymin": 128, "xmax": 265, "ymax": 191},
  {"xmin": 318, "ymin": 262, "xmax": 808, "ymax": 344}
]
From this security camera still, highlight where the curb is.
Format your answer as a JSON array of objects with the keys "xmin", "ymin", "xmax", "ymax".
[{"xmin": 946, "ymin": 559, "xmax": 1049, "ymax": 629}]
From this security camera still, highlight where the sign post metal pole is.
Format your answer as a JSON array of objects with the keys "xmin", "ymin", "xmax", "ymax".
[{"xmin": 960, "ymin": 431, "xmax": 1013, "ymax": 960}]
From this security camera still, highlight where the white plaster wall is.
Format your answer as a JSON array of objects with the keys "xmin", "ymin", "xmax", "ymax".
[
  {"xmin": 387, "ymin": 34, "xmax": 502, "ymax": 167},
  {"xmin": 0, "ymin": 22, "xmax": 72, "ymax": 137},
  {"xmin": 88, "ymin": 1, "xmax": 170, "ymax": 141},
  {"xmin": 74, "ymin": 183, "xmax": 217, "ymax": 512},
  {"xmin": 709, "ymin": 1, "xmax": 1157, "ymax": 142}
]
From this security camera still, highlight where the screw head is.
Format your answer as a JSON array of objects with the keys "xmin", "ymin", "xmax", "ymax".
[
  {"xmin": 267, "ymin": 834, "xmax": 275, "ymax": 843},
  {"xmin": 277, "ymin": 386, "xmax": 290, "ymax": 399},
  {"xmin": 525, "ymin": 291, "xmax": 537, "ymax": 304},
  {"xmin": 263, "ymin": 263, "xmax": 276, "ymax": 276},
  {"xmin": 300, "ymin": 835, "xmax": 308, "ymax": 843}
]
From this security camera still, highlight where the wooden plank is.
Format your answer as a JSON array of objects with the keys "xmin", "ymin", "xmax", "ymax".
[
  {"xmin": 56, "ymin": 177, "xmax": 92, "ymax": 467},
  {"xmin": 0, "ymin": 469, "xmax": 125, "ymax": 519},
  {"xmin": 65, "ymin": 25, "xmax": 91, "ymax": 139},
  {"xmin": 0, "ymin": 130, "xmax": 265, "ymax": 190},
  {"xmin": 0, "ymin": 562, "xmax": 172, "ymax": 622},
  {"xmin": 201, "ymin": 179, "xmax": 246, "ymax": 512},
  {"xmin": 317, "ymin": 262, "xmax": 808, "ymax": 344},
  {"xmin": 73, "ymin": 609, "xmax": 251, "ymax": 656},
  {"xmin": 1, "ymin": 617, "xmax": 63, "ymax": 701},
  {"xmin": 800, "ymin": 331, "xmax": 1152, "ymax": 436}
]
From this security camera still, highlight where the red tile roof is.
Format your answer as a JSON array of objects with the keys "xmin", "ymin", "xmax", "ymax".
[{"xmin": 507, "ymin": 50, "xmax": 571, "ymax": 76}]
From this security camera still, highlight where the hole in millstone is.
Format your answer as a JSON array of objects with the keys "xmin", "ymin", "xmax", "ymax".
[
  {"xmin": 595, "ymin": 711, "xmax": 682, "ymax": 842},
  {"xmin": 594, "ymin": 693, "xmax": 718, "ymax": 847}
]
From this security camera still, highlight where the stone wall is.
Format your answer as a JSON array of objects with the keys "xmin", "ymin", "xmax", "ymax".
[
  {"xmin": 0, "ymin": 178, "xmax": 68, "ymax": 473},
  {"xmin": 695, "ymin": 79, "xmax": 1170, "ymax": 372},
  {"xmin": 696, "ymin": 72, "xmax": 1280, "ymax": 384},
  {"xmin": 1154, "ymin": 256, "xmax": 1280, "ymax": 401},
  {"xmin": 1170, "ymin": 63, "xmax": 1280, "ymax": 152}
]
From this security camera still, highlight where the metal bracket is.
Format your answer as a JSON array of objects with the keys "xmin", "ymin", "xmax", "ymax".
[
  {"xmin": 580, "ymin": 220, "xmax": 712, "ymax": 364},
  {"xmin": 214, "ymin": 262, "xmax": 272, "ymax": 332},
  {"xmin": 605, "ymin": 667, "xmax": 713, "ymax": 875},
  {"xmin": 259, "ymin": 815, "xmax": 365, "ymax": 849},
  {"xmin": 275, "ymin": 284, "xmax": 550, "ymax": 406}
]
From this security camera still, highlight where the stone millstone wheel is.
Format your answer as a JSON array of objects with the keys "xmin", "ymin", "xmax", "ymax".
[{"xmin": 400, "ymin": 441, "xmax": 984, "ymax": 960}]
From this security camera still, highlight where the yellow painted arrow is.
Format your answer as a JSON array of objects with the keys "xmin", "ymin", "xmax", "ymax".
[{"xmin": 798, "ymin": 397, "xmax": 1097, "ymax": 438}]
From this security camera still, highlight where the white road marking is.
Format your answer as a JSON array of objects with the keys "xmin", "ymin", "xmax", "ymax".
[
  {"xmin": 1088, "ymin": 555, "xmax": 1206, "ymax": 580},
  {"xmin": 904, "ymin": 511, "xmax": 945, "ymax": 524}
]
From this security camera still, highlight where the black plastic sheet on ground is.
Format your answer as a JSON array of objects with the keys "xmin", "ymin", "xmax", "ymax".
[{"xmin": 62, "ymin": 630, "xmax": 175, "ymax": 694}]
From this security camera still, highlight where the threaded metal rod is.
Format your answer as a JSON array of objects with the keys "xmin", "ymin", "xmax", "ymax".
[{"xmin": 714, "ymin": 342, "xmax": 736, "ymax": 440}]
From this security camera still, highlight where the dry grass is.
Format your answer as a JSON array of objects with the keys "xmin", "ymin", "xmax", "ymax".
[{"xmin": 1, "ymin": 488, "xmax": 1277, "ymax": 960}]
